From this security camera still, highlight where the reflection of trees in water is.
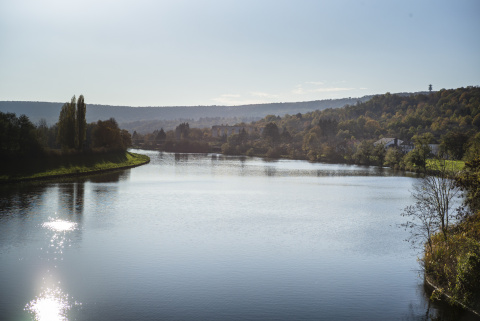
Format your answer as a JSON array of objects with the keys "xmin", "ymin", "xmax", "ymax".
[
  {"xmin": 175, "ymin": 153, "xmax": 189, "ymax": 162},
  {"xmin": 264, "ymin": 166, "xmax": 276, "ymax": 176},
  {"xmin": 0, "ymin": 183, "xmax": 47, "ymax": 215},
  {"xmin": 400, "ymin": 283, "xmax": 478, "ymax": 321},
  {"xmin": 59, "ymin": 183, "xmax": 75, "ymax": 213},
  {"xmin": 58, "ymin": 182, "xmax": 85, "ymax": 232},
  {"xmin": 59, "ymin": 182, "xmax": 86, "ymax": 215},
  {"xmin": 75, "ymin": 182, "xmax": 84, "ymax": 213},
  {"xmin": 88, "ymin": 169, "xmax": 130, "ymax": 183}
]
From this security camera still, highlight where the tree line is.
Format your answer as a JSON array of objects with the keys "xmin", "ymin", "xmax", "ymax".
[
  {"xmin": 0, "ymin": 95, "xmax": 131, "ymax": 160},
  {"xmin": 138, "ymin": 86, "xmax": 479, "ymax": 170}
]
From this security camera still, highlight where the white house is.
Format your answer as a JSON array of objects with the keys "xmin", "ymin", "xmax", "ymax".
[
  {"xmin": 373, "ymin": 138, "xmax": 403, "ymax": 148},
  {"xmin": 374, "ymin": 138, "xmax": 440, "ymax": 156}
]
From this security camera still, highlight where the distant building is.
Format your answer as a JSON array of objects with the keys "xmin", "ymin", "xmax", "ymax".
[
  {"xmin": 399, "ymin": 141, "xmax": 414, "ymax": 154},
  {"xmin": 429, "ymin": 144, "xmax": 440, "ymax": 156},
  {"xmin": 374, "ymin": 138, "xmax": 403, "ymax": 148},
  {"xmin": 374, "ymin": 138, "xmax": 440, "ymax": 156}
]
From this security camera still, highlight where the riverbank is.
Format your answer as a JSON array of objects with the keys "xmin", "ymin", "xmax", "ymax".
[
  {"xmin": 0, "ymin": 150, "xmax": 150, "ymax": 183},
  {"xmin": 424, "ymin": 275, "xmax": 480, "ymax": 319},
  {"xmin": 424, "ymin": 211, "xmax": 480, "ymax": 317}
]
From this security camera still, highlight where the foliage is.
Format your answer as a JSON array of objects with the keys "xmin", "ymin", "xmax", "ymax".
[
  {"xmin": 402, "ymin": 160, "xmax": 461, "ymax": 257},
  {"xmin": 440, "ymin": 131, "xmax": 470, "ymax": 160},
  {"xmin": 401, "ymin": 200, "xmax": 438, "ymax": 254},
  {"xmin": 464, "ymin": 132, "xmax": 480, "ymax": 162},
  {"xmin": 384, "ymin": 147, "xmax": 404, "ymax": 169},
  {"xmin": 92, "ymin": 118, "xmax": 131, "ymax": 151},
  {"xmin": 175, "ymin": 122, "xmax": 190, "ymax": 140},
  {"xmin": 76, "ymin": 95, "xmax": 87, "ymax": 149},
  {"xmin": 456, "ymin": 156, "xmax": 480, "ymax": 214},
  {"xmin": 0, "ymin": 111, "xmax": 43, "ymax": 158},
  {"xmin": 404, "ymin": 156, "xmax": 480, "ymax": 312},
  {"xmin": 135, "ymin": 86, "xmax": 480, "ymax": 165},
  {"xmin": 424, "ymin": 213, "xmax": 480, "ymax": 310},
  {"xmin": 263, "ymin": 122, "xmax": 280, "ymax": 145},
  {"xmin": 57, "ymin": 96, "xmax": 78, "ymax": 149}
]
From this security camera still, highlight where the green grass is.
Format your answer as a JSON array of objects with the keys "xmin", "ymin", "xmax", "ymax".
[
  {"xmin": 0, "ymin": 151, "xmax": 150, "ymax": 182},
  {"xmin": 427, "ymin": 159, "xmax": 465, "ymax": 172}
]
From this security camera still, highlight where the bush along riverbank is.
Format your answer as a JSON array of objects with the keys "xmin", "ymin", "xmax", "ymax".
[
  {"xmin": 0, "ymin": 150, "xmax": 150, "ymax": 183},
  {"xmin": 409, "ymin": 157, "xmax": 480, "ymax": 316},
  {"xmin": 424, "ymin": 212, "xmax": 480, "ymax": 316}
]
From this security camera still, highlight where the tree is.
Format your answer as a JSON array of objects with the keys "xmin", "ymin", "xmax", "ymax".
[
  {"xmin": 36, "ymin": 118, "xmax": 49, "ymax": 149},
  {"xmin": 57, "ymin": 96, "xmax": 77, "ymax": 149},
  {"xmin": 384, "ymin": 147, "xmax": 404, "ymax": 169},
  {"xmin": 92, "ymin": 118, "xmax": 125, "ymax": 150},
  {"xmin": 76, "ymin": 95, "xmax": 87, "ymax": 150},
  {"xmin": 456, "ymin": 156, "xmax": 480, "ymax": 214},
  {"xmin": 473, "ymin": 114, "xmax": 480, "ymax": 129},
  {"xmin": 175, "ymin": 122, "xmax": 190, "ymax": 140},
  {"xmin": 263, "ymin": 122, "xmax": 280, "ymax": 145},
  {"xmin": 120, "ymin": 129, "xmax": 132, "ymax": 149},
  {"xmin": 18, "ymin": 114, "xmax": 41, "ymax": 156},
  {"xmin": 464, "ymin": 132, "xmax": 480, "ymax": 162},
  {"xmin": 302, "ymin": 131, "xmax": 321, "ymax": 161},
  {"xmin": 405, "ymin": 161, "xmax": 461, "ymax": 242},
  {"xmin": 373, "ymin": 143, "xmax": 386, "ymax": 166},
  {"xmin": 0, "ymin": 112, "xmax": 41, "ymax": 157},
  {"xmin": 353, "ymin": 141, "xmax": 374, "ymax": 165},
  {"xmin": 405, "ymin": 133, "xmax": 433, "ymax": 172},
  {"xmin": 401, "ymin": 199, "xmax": 438, "ymax": 255},
  {"xmin": 440, "ymin": 131, "xmax": 469, "ymax": 160},
  {"xmin": 156, "ymin": 128, "xmax": 166, "ymax": 143}
]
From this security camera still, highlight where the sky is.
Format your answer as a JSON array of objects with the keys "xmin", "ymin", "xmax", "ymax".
[{"xmin": 1, "ymin": 0, "xmax": 479, "ymax": 107}]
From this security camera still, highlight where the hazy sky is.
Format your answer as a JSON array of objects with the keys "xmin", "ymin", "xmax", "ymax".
[{"xmin": 1, "ymin": 0, "xmax": 479, "ymax": 106}]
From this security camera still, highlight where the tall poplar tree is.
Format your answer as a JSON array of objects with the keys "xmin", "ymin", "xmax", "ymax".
[
  {"xmin": 76, "ymin": 95, "xmax": 87, "ymax": 149},
  {"xmin": 57, "ymin": 95, "xmax": 77, "ymax": 149}
]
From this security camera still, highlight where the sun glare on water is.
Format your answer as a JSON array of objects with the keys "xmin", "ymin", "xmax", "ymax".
[
  {"xmin": 42, "ymin": 219, "xmax": 77, "ymax": 232},
  {"xmin": 24, "ymin": 217, "xmax": 81, "ymax": 320},
  {"xmin": 25, "ymin": 287, "xmax": 73, "ymax": 321}
]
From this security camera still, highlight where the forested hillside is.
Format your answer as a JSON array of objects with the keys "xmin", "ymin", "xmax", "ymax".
[
  {"xmin": 135, "ymin": 86, "xmax": 480, "ymax": 171},
  {"xmin": 231, "ymin": 86, "xmax": 480, "ymax": 167}
]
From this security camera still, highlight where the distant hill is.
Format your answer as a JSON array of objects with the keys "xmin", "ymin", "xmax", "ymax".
[{"xmin": 0, "ymin": 92, "xmax": 425, "ymax": 133}]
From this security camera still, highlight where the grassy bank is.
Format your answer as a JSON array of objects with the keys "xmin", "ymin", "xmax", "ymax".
[
  {"xmin": 426, "ymin": 159, "xmax": 465, "ymax": 172},
  {"xmin": 0, "ymin": 150, "xmax": 150, "ymax": 183}
]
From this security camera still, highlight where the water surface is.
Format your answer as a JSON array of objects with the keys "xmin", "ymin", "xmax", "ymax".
[{"xmin": 0, "ymin": 150, "xmax": 475, "ymax": 320}]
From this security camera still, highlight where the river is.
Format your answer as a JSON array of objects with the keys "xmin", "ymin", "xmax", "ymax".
[{"xmin": 0, "ymin": 150, "xmax": 475, "ymax": 320}]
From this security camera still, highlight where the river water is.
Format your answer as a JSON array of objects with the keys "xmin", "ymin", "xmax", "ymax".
[{"xmin": 0, "ymin": 150, "xmax": 475, "ymax": 320}]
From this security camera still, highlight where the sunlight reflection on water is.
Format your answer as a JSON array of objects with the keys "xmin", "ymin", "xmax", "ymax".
[
  {"xmin": 42, "ymin": 219, "xmax": 77, "ymax": 232},
  {"xmin": 24, "ymin": 217, "xmax": 81, "ymax": 320},
  {"xmin": 24, "ymin": 286, "xmax": 80, "ymax": 321}
]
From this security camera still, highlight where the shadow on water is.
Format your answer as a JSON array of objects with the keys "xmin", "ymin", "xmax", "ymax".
[
  {"xmin": 0, "ymin": 183, "xmax": 48, "ymax": 216},
  {"xmin": 87, "ymin": 169, "xmax": 131, "ymax": 183},
  {"xmin": 58, "ymin": 182, "xmax": 85, "ymax": 227},
  {"xmin": 401, "ymin": 281, "xmax": 480, "ymax": 321},
  {"xmin": 175, "ymin": 152, "xmax": 189, "ymax": 162},
  {"xmin": 264, "ymin": 165, "xmax": 277, "ymax": 176}
]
